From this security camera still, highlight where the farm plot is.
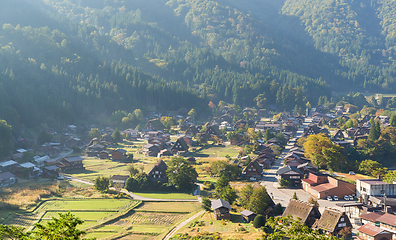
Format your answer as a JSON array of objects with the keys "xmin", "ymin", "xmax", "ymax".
[
  {"xmin": 85, "ymin": 201, "xmax": 201, "ymax": 239},
  {"xmin": 128, "ymin": 212, "xmax": 185, "ymax": 225},
  {"xmin": 137, "ymin": 202, "xmax": 201, "ymax": 213},
  {"xmin": 3, "ymin": 198, "xmax": 139, "ymax": 232}
]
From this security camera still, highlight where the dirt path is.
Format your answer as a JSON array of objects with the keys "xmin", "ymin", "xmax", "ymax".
[{"xmin": 163, "ymin": 210, "xmax": 205, "ymax": 240}]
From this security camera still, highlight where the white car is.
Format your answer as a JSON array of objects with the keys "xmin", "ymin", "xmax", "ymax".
[
  {"xmin": 348, "ymin": 195, "xmax": 354, "ymax": 201},
  {"xmin": 327, "ymin": 196, "xmax": 333, "ymax": 201},
  {"xmin": 344, "ymin": 195, "xmax": 349, "ymax": 201},
  {"xmin": 349, "ymin": 171, "xmax": 355, "ymax": 175},
  {"xmin": 333, "ymin": 196, "xmax": 339, "ymax": 201}
]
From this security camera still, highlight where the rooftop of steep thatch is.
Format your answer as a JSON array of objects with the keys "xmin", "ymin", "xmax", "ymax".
[{"xmin": 282, "ymin": 199, "xmax": 319, "ymax": 224}]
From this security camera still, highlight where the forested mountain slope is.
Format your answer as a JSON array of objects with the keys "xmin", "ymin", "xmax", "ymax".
[{"xmin": 1, "ymin": 0, "xmax": 396, "ymax": 129}]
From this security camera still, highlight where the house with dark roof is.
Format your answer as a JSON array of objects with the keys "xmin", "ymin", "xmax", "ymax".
[
  {"xmin": 302, "ymin": 172, "xmax": 355, "ymax": 199},
  {"xmin": 43, "ymin": 165, "xmax": 60, "ymax": 178},
  {"xmin": 157, "ymin": 149, "xmax": 173, "ymax": 158},
  {"xmin": 297, "ymin": 162, "xmax": 318, "ymax": 177},
  {"xmin": 112, "ymin": 149, "xmax": 127, "ymax": 161},
  {"xmin": 99, "ymin": 150, "xmax": 109, "ymax": 159},
  {"xmin": 313, "ymin": 208, "xmax": 352, "ymax": 237},
  {"xmin": 170, "ymin": 137, "xmax": 189, "ymax": 153},
  {"xmin": 205, "ymin": 125, "xmax": 223, "ymax": 137},
  {"xmin": 212, "ymin": 199, "xmax": 231, "ymax": 220},
  {"xmin": 240, "ymin": 209, "xmax": 257, "ymax": 223},
  {"xmin": 142, "ymin": 144, "xmax": 161, "ymax": 157},
  {"xmin": 242, "ymin": 160, "xmax": 263, "ymax": 179},
  {"xmin": 58, "ymin": 156, "xmax": 84, "ymax": 171},
  {"xmin": 282, "ymin": 200, "xmax": 321, "ymax": 228},
  {"xmin": 331, "ymin": 129, "xmax": 346, "ymax": 140},
  {"xmin": 145, "ymin": 119, "xmax": 165, "ymax": 131},
  {"xmin": 0, "ymin": 172, "xmax": 17, "ymax": 187},
  {"xmin": 303, "ymin": 124, "xmax": 330, "ymax": 137},
  {"xmin": 357, "ymin": 224, "xmax": 392, "ymax": 240},
  {"xmin": 276, "ymin": 166, "xmax": 303, "ymax": 184},
  {"xmin": 110, "ymin": 175, "xmax": 129, "ymax": 188},
  {"xmin": 147, "ymin": 159, "xmax": 168, "ymax": 183}
]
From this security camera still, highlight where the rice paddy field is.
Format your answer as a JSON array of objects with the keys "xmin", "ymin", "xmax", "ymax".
[
  {"xmin": 2, "ymin": 198, "xmax": 139, "ymax": 231},
  {"xmin": 1, "ymin": 197, "xmax": 202, "ymax": 240}
]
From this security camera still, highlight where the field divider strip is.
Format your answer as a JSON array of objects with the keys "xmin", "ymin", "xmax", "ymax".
[{"xmin": 133, "ymin": 210, "xmax": 190, "ymax": 214}]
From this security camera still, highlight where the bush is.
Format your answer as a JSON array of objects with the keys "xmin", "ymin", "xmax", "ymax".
[
  {"xmin": 201, "ymin": 197, "xmax": 212, "ymax": 211},
  {"xmin": 253, "ymin": 214, "xmax": 266, "ymax": 228}
]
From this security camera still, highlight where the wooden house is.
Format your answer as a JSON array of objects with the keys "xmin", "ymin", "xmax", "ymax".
[
  {"xmin": 297, "ymin": 162, "xmax": 318, "ymax": 177},
  {"xmin": 145, "ymin": 119, "xmax": 165, "ymax": 131},
  {"xmin": 282, "ymin": 200, "xmax": 321, "ymax": 228},
  {"xmin": 357, "ymin": 224, "xmax": 392, "ymax": 240},
  {"xmin": 171, "ymin": 137, "xmax": 189, "ymax": 153},
  {"xmin": 0, "ymin": 160, "xmax": 18, "ymax": 173},
  {"xmin": 157, "ymin": 149, "xmax": 173, "ymax": 158},
  {"xmin": 240, "ymin": 210, "xmax": 257, "ymax": 223},
  {"xmin": 212, "ymin": 199, "xmax": 231, "ymax": 220},
  {"xmin": 142, "ymin": 144, "xmax": 160, "ymax": 157},
  {"xmin": 242, "ymin": 160, "xmax": 263, "ymax": 179},
  {"xmin": 43, "ymin": 165, "xmax": 60, "ymax": 178},
  {"xmin": 110, "ymin": 175, "xmax": 129, "ymax": 188},
  {"xmin": 0, "ymin": 172, "xmax": 17, "ymax": 187},
  {"xmin": 313, "ymin": 208, "xmax": 352, "ymax": 237},
  {"xmin": 58, "ymin": 156, "xmax": 84, "ymax": 171},
  {"xmin": 147, "ymin": 159, "xmax": 168, "ymax": 183},
  {"xmin": 276, "ymin": 166, "xmax": 303, "ymax": 184},
  {"xmin": 99, "ymin": 150, "xmax": 109, "ymax": 159},
  {"xmin": 112, "ymin": 149, "xmax": 127, "ymax": 161},
  {"xmin": 331, "ymin": 129, "xmax": 346, "ymax": 140},
  {"xmin": 205, "ymin": 125, "xmax": 223, "ymax": 137}
]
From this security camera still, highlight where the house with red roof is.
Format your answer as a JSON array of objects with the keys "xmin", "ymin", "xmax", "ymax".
[
  {"xmin": 357, "ymin": 224, "xmax": 392, "ymax": 240},
  {"xmin": 360, "ymin": 212, "xmax": 396, "ymax": 238},
  {"xmin": 302, "ymin": 172, "xmax": 355, "ymax": 199}
]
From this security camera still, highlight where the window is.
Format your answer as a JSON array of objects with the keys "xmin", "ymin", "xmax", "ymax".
[
  {"xmin": 338, "ymin": 223, "xmax": 346, "ymax": 228},
  {"xmin": 340, "ymin": 218, "xmax": 344, "ymax": 222},
  {"xmin": 290, "ymin": 176, "xmax": 300, "ymax": 179},
  {"xmin": 155, "ymin": 171, "xmax": 159, "ymax": 174}
]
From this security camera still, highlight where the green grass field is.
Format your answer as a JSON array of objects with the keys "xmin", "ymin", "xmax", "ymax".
[{"xmin": 3, "ymin": 198, "xmax": 139, "ymax": 232}]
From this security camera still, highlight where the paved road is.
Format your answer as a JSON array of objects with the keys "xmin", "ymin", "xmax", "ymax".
[
  {"xmin": 259, "ymin": 117, "xmax": 349, "ymax": 212},
  {"xmin": 163, "ymin": 210, "xmax": 205, "ymax": 240}
]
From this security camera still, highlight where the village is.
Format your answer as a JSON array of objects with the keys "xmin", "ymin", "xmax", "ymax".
[{"xmin": 1, "ymin": 101, "xmax": 396, "ymax": 239}]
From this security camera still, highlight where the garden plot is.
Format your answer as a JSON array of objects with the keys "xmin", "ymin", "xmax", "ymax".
[{"xmin": 85, "ymin": 201, "xmax": 201, "ymax": 239}]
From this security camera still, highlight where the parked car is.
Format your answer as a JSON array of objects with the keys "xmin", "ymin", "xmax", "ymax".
[
  {"xmin": 333, "ymin": 196, "xmax": 339, "ymax": 201},
  {"xmin": 344, "ymin": 195, "xmax": 349, "ymax": 201},
  {"xmin": 327, "ymin": 196, "xmax": 333, "ymax": 201},
  {"xmin": 349, "ymin": 171, "xmax": 355, "ymax": 175},
  {"xmin": 349, "ymin": 195, "xmax": 354, "ymax": 201}
]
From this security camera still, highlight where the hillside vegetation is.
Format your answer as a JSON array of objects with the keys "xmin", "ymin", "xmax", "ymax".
[{"xmin": 1, "ymin": 0, "xmax": 396, "ymax": 128}]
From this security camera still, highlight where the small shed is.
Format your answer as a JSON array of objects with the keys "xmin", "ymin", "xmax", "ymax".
[
  {"xmin": 110, "ymin": 175, "xmax": 129, "ymax": 188},
  {"xmin": 240, "ymin": 209, "xmax": 257, "ymax": 222},
  {"xmin": 212, "ymin": 199, "xmax": 231, "ymax": 220},
  {"xmin": 99, "ymin": 150, "xmax": 109, "ymax": 159}
]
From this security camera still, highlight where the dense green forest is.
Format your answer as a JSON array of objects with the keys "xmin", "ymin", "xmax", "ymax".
[{"xmin": 2, "ymin": 0, "xmax": 396, "ymax": 130}]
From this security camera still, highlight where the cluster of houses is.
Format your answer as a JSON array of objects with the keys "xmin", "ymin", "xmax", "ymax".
[
  {"xmin": 0, "ymin": 153, "xmax": 84, "ymax": 187},
  {"xmin": 280, "ymin": 177, "xmax": 396, "ymax": 240},
  {"xmin": 283, "ymin": 200, "xmax": 352, "ymax": 238},
  {"xmin": 242, "ymin": 145, "xmax": 277, "ymax": 180}
]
